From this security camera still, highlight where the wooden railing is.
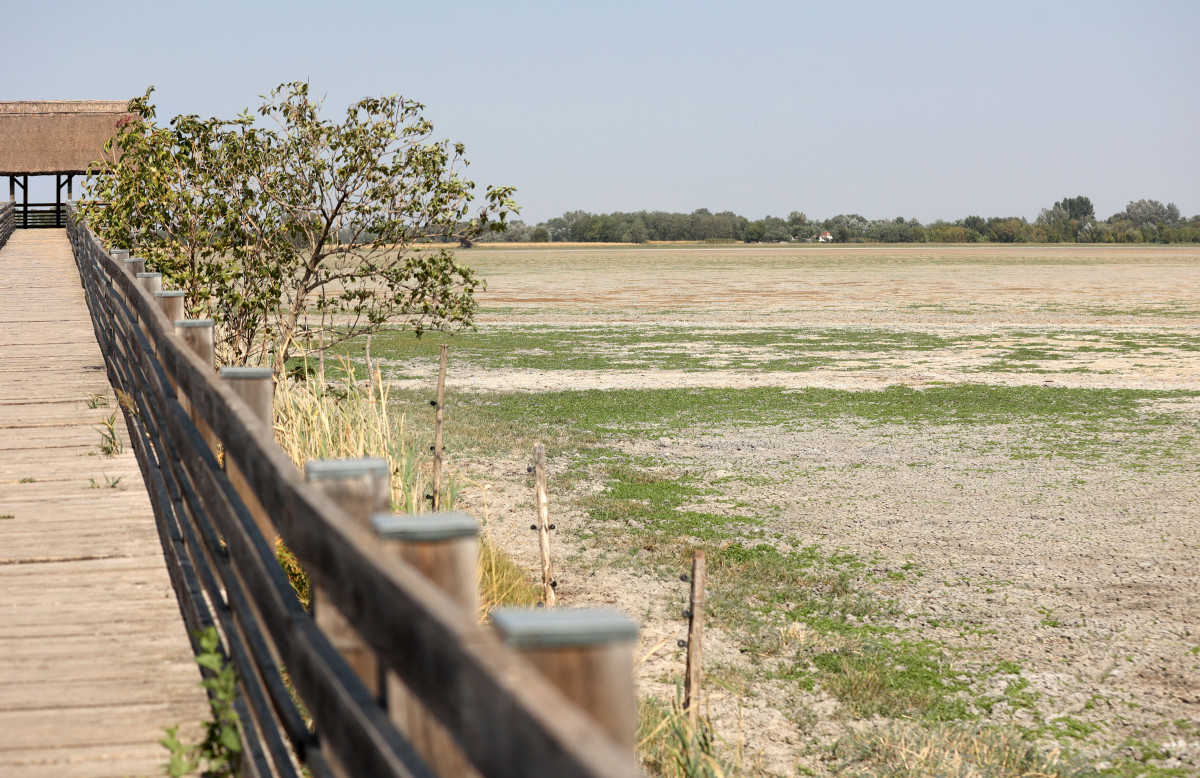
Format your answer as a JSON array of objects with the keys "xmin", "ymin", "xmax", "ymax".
[
  {"xmin": 14, "ymin": 201, "xmax": 68, "ymax": 228},
  {"xmin": 0, "ymin": 202, "xmax": 14, "ymax": 248},
  {"xmin": 66, "ymin": 207, "xmax": 641, "ymax": 778}
]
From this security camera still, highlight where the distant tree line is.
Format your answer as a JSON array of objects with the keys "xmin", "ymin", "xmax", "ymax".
[{"xmin": 477, "ymin": 197, "xmax": 1200, "ymax": 245}]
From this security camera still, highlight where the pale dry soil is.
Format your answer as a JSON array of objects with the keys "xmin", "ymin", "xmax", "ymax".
[{"xmin": 411, "ymin": 245, "xmax": 1200, "ymax": 775}]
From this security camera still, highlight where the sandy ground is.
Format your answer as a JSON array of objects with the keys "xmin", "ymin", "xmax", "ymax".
[{"xmin": 434, "ymin": 244, "xmax": 1200, "ymax": 774}]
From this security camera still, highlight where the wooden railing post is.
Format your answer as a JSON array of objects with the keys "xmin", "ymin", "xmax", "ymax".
[
  {"xmin": 136, "ymin": 271, "xmax": 162, "ymax": 297},
  {"xmin": 372, "ymin": 512, "xmax": 479, "ymax": 614},
  {"xmin": 218, "ymin": 367, "xmax": 275, "ymax": 542},
  {"xmin": 110, "ymin": 248, "xmax": 129, "ymax": 264},
  {"xmin": 174, "ymin": 318, "xmax": 214, "ymax": 366},
  {"xmin": 491, "ymin": 609, "xmax": 639, "ymax": 751},
  {"xmin": 119, "ymin": 258, "xmax": 145, "ymax": 316},
  {"xmin": 122, "ymin": 256, "xmax": 145, "ymax": 277},
  {"xmin": 154, "ymin": 290, "xmax": 185, "ymax": 324},
  {"xmin": 305, "ymin": 458, "xmax": 391, "ymax": 695},
  {"xmin": 373, "ymin": 511, "xmax": 481, "ymax": 777},
  {"xmin": 174, "ymin": 319, "xmax": 217, "ymax": 453}
]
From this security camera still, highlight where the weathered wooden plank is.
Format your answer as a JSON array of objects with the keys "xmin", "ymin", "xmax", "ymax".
[
  {"xmin": 0, "ymin": 701, "xmax": 205, "ymax": 745},
  {"xmin": 0, "ymin": 229, "xmax": 206, "ymax": 776},
  {"xmin": 0, "ymin": 612, "xmax": 196, "ymax": 637}
]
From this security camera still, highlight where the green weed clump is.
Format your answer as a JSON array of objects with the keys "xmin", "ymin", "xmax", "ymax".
[{"xmin": 162, "ymin": 627, "xmax": 242, "ymax": 777}]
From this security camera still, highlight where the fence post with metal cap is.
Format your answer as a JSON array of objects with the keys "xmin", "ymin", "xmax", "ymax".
[
  {"xmin": 118, "ymin": 258, "xmax": 146, "ymax": 319},
  {"xmin": 491, "ymin": 608, "xmax": 639, "ymax": 750},
  {"xmin": 373, "ymin": 511, "xmax": 481, "ymax": 777},
  {"xmin": 219, "ymin": 366, "xmax": 275, "ymax": 542},
  {"xmin": 174, "ymin": 319, "xmax": 216, "ymax": 452},
  {"xmin": 136, "ymin": 271, "xmax": 162, "ymax": 297},
  {"xmin": 154, "ymin": 290, "xmax": 185, "ymax": 324},
  {"xmin": 108, "ymin": 249, "xmax": 128, "ymax": 291},
  {"xmin": 133, "ymin": 273, "xmax": 163, "ymax": 339},
  {"xmin": 122, "ymin": 256, "xmax": 145, "ymax": 277},
  {"xmin": 305, "ymin": 458, "xmax": 391, "ymax": 695}
]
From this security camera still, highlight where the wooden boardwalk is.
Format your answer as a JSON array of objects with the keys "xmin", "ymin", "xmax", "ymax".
[{"xmin": 0, "ymin": 230, "xmax": 206, "ymax": 777}]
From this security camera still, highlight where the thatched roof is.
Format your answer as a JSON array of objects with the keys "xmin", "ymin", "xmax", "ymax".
[{"xmin": 0, "ymin": 101, "xmax": 133, "ymax": 175}]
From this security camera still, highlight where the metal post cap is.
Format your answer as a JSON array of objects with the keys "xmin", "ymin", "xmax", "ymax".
[
  {"xmin": 305, "ymin": 458, "xmax": 390, "ymax": 481},
  {"xmin": 371, "ymin": 511, "xmax": 479, "ymax": 542},
  {"xmin": 490, "ymin": 608, "xmax": 639, "ymax": 648},
  {"xmin": 219, "ymin": 366, "xmax": 273, "ymax": 380}
]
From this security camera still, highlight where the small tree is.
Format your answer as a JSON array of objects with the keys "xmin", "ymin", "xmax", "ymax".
[
  {"xmin": 80, "ymin": 84, "xmax": 517, "ymax": 370},
  {"xmin": 244, "ymin": 83, "xmax": 516, "ymax": 372},
  {"xmin": 78, "ymin": 90, "xmax": 246, "ymax": 322}
]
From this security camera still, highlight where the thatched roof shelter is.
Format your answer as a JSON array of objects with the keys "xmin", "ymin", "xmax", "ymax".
[{"xmin": 0, "ymin": 101, "xmax": 132, "ymax": 176}]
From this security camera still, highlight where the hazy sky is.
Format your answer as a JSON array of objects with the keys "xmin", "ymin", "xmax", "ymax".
[{"xmin": 5, "ymin": 0, "xmax": 1197, "ymax": 223}]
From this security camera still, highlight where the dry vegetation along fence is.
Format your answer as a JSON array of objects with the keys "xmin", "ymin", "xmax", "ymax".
[{"xmin": 65, "ymin": 207, "xmax": 642, "ymax": 778}]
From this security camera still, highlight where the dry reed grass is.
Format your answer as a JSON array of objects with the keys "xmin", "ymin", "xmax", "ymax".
[
  {"xmin": 273, "ymin": 355, "xmax": 540, "ymax": 616},
  {"xmin": 831, "ymin": 723, "xmax": 1093, "ymax": 777}
]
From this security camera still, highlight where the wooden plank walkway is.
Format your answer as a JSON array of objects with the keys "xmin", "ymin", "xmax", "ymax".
[{"xmin": 0, "ymin": 230, "xmax": 207, "ymax": 777}]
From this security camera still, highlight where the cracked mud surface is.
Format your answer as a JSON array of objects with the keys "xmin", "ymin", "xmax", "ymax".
[{"xmin": 407, "ymin": 244, "xmax": 1200, "ymax": 774}]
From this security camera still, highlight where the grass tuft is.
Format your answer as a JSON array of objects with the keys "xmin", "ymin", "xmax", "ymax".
[
  {"xmin": 831, "ymin": 722, "xmax": 1094, "ymax": 777},
  {"xmin": 273, "ymin": 355, "xmax": 538, "ymax": 615}
]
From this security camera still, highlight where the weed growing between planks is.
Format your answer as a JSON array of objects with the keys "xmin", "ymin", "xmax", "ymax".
[
  {"xmin": 94, "ymin": 412, "xmax": 124, "ymax": 457},
  {"xmin": 162, "ymin": 627, "xmax": 242, "ymax": 777}
]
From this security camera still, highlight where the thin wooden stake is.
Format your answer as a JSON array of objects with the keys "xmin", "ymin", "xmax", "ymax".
[
  {"xmin": 534, "ymin": 442, "xmax": 556, "ymax": 607},
  {"xmin": 683, "ymin": 550, "xmax": 705, "ymax": 728},
  {"xmin": 431, "ymin": 344, "xmax": 448, "ymax": 510},
  {"xmin": 318, "ymin": 329, "xmax": 325, "ymax": 383}
]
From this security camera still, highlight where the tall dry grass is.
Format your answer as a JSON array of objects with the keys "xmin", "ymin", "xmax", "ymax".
[
  {"xmin": 272, "ymin": 355, "xmax": 540, "ymax": 617},
  {"xmin": 274, "ymin": 357, "xmax": 427, "ymax": 512}
]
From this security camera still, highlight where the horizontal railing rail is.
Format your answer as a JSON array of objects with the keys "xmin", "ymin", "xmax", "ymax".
[
  {"xmin": 16, "ymin": 202, "xmax": 67, "ymax": 228},
  {"xmin": 0, "ymin": 202, "xmax": 13, "ymax": 248},
  {"xmin": 65, "ymin": 206, "xmax": 640, "ymax": 778}
]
